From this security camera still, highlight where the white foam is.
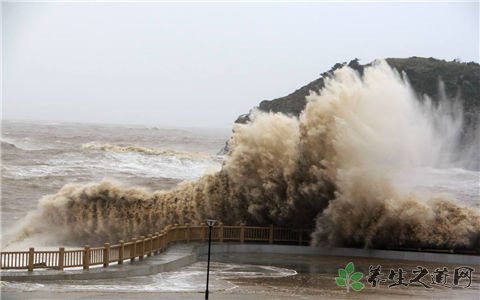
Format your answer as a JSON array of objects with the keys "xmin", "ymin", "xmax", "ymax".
[
  {"xmin": 2, "ymin": 151, "xmax": 223, "ymax": 181},
  {"xmin": 392, "ymin": 167, "xmax": 480, "ymax": 206},
  {"xmin": 2, "ymin": 262, "xmax": 296, "ymax": 292}
]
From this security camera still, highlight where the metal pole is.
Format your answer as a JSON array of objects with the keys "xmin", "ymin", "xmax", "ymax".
[{"xmin": 205, "ymin": 224, "xmax": 213, "ymax": 300}]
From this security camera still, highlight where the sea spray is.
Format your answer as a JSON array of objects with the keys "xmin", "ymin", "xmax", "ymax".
[{"xmin": 5, "ymin": 60, "xmax": 479, "ymax": 250}]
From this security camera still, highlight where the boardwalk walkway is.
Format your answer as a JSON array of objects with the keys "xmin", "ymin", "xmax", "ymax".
[{"xmin": 2, "ymin": 243, "xmax": 479, "ymax": 281}]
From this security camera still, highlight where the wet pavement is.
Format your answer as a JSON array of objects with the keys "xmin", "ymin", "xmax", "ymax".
[{"xmin": 2, "ymin": 252, "xmax": 479, "ymax": 299}]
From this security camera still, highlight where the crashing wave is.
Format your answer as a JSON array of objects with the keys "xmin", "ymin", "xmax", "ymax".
[{"xmin": 6, "ymin": 60, "xmax": 480, "ymax": 250}]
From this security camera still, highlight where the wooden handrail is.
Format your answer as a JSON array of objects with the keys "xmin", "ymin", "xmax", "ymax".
[
  {"xmin": 0, "ymin": 224, "xmax": 311, "ymax": 272},
  {"xmin": 1, "ymin": 224, "xmax": 476, "ymax": 272}
]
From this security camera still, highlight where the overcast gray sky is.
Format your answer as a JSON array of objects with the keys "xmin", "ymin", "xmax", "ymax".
[{"xmin": 2, "ymin": 1, "xmax": 479, "ymax": 128}]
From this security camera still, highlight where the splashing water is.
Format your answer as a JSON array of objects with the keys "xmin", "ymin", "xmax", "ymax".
[{"xmin": 5, "ymin": 60, "xmax": 480, "ymax": 250}]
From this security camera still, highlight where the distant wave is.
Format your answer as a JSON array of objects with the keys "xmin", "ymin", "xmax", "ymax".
[
  {"xmin": 1, "ymin": 140, "xmax": 21, "ymax": 151},
  {"xmin": 81, "ymin": 142, "xmax": 210, "ymax": 160}
]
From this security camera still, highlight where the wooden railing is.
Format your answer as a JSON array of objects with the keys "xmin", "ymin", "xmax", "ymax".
[{"xmin": 0, "ymin": 224, "xmax": 311, "ymax": 272}]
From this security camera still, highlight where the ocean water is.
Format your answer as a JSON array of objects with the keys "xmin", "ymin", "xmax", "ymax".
[
  {"xmin": 2, "ymin": 114, "xmax": 480, "ymax": 248},
  {"xmin": 2, "ymin": 63, "xmax": 479, "ymax": 297},
  {"xmin": 3, "ymin": 63, "xmax": 479, "ymax": 251},
  {"xmin": 1, "ymin": 118, "xmax": 479, "ymax": 296},
  {"xmin": 1, "ymin": 120, "xmax": 230, "ymax": 238},
  {"xmin": 1, "ymin": 121, "xmax": 302, "ymax": 294}
]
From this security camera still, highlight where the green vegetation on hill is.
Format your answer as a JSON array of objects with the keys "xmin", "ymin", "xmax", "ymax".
[{"xmin": 235, "ymin": 57, "xmax": 480, "ymax": 127}]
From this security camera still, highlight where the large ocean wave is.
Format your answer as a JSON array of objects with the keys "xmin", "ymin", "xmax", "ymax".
[{"xmin": 6, "ymin": 60, "xmax": 479, "ymax": 250}]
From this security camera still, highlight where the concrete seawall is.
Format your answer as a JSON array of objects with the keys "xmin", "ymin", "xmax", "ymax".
[
  {"xmin": 197, "ymin": 244, "xmax": 480, "ymax": 265},
  {"xmin": 1, "ymin": 243, "xmax": 478, "ymax": 281},
  {"xmin": 0, "ymin": 244, "xmax": 198, "ymax": 281}
]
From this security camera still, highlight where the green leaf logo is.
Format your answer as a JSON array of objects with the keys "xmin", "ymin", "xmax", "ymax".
[{"xmin": 335, "ymin": 262, "xmax": 365, "ymax": 292}]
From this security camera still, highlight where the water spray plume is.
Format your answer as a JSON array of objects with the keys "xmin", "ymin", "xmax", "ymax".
[{"xmin": 5, "ymin": 60, "xmax": 479, "ymax": 250}]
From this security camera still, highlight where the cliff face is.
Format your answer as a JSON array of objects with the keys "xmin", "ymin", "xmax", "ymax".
[{"xmin": 234, "ymin": 57, "xmax": 480, "ymax": 127}]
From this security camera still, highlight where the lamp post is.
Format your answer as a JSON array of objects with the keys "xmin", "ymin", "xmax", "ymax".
[{"xmin": 205, "ymin": 219, "xmax": 216, "ymax": 300}]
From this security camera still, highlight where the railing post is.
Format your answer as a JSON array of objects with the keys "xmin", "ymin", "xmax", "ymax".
[
  {"xmin": 186, "ymin": 224, "xmax": 190, "ymax": 242},
  {"xmin": 28, "ymin": 248, "xmax": 34, "ymax": 272},
  {"xmin": 165, "ymin": 225, "xmax": 171, "ymax": 245},
  {"xmin": 163, "ymin": 226, "xmax": 168, "ymax": 246},
  {"xmin": 219, "ymin": 222, "xmax": 224, "ymax": 243},
  {"xmin": 154, "ymin": 232, "xmax": 159, "ymax": 254},
  {"xmin": 298, "ymin": 230, "xmax": 303, "ymax": 245},
  {"xmin": 169, "ymin": 225, "xmax": 174, "ymax": 243},
  {"xmin": 194, "ymin": 224, "xmax": 200, "ymax": 241},
  {"xmin": 269, "ymin": 224, "xmax": 274, "ymax": 244},
  {"xmin": 148, "ymin": 234, "xmax": 153, "ymax": 257},
  {"xmin": 83, "ymin": 245, "xmax": 90, "ymax": 270},
  {"xmin": 130, "ymin": 238, "xmax": 136, "ymax": 262},
  {"xmin": 164, "ymin": 229, "xmax": 169, "ymax": 248},
  {"xmin": 103, "ymin": 243, "xmax": 110, "ymax": 267},
  {"xmin": 163, "ymin": 229, "xmax": 168, "ymax": 248},
  {"xmin": 240, "ymin": 224, "xmax": 245, "ymax": 244},
  {"xmin": 164, "ymin": 230, "xmax": 169, "ymax": 250},
  {"xmin": 170, "ymin": 226, "xmax": 175, "ymax": 244},
  {"xmin": 58, "ymin": 247, "xmax": 65, "ymax": 270},
  {"xmin": 159, "ymin": 231, "xmax": 164, "ymax": 252},
  {"xmin": 118, "ymin": 240, "xmax": 124, "ymax": 264},
  {"xmin": 201, "ymin": 224, "xmax": 206, "ymax": 242},
  {"xmin": 173, "ymin": 224, "xmax": 179, "ymax": 242},
  {"xmin": 139, "ymin": 236, "xmax": 145, "ymax": 260}
]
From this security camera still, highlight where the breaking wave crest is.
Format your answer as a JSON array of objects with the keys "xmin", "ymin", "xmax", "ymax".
[
  {"xmin": 82, "ymin": 142, "xmax": 210, "ymax": 160},
  {"xmin": 1, "ymin": 140, "xmax": 19, "ymax": 150},
  {"xmin": 6, "ymin": 60, "xmax": 480, "ymax": 250}
]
